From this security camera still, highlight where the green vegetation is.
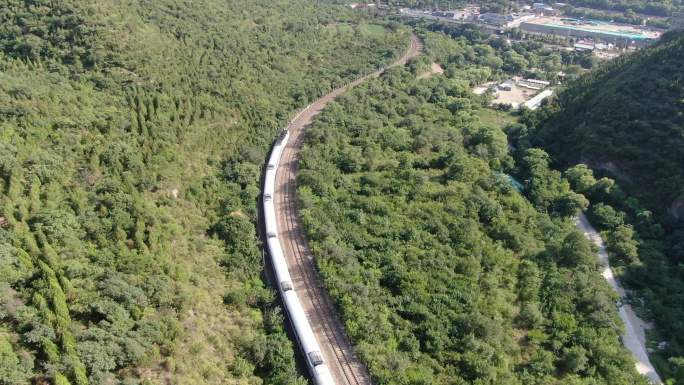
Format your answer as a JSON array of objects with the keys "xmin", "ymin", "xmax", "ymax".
[
  {"xmin": 527, "ymin": 31, "xmax": 684, "ymax": 220},
  {"xmin": 517, "ymin": 31, "xmax": 684, "ymax": 383},
  {"xmin": 298, "ymin": 33, "xmax": 647, "ymax": 383},
  {"xmin": 474, "ymin": 108, "xmax": 518, "ymax": 128},
  {"xmin": 0, "ymin": 1, "xmax": 409, "ymax": 384},
  {"xmin": 560, "ymin": 164, "xmax": 684, "ymax": 383},
  {"xmin": 410, "ymin": 23, "xmax": 596, "ymax": 84}
]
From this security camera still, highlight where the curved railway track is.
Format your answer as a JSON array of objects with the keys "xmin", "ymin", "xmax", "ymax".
[{"xmin": 273, "ymin": 35, "xmax": 422, "ymax": 385}]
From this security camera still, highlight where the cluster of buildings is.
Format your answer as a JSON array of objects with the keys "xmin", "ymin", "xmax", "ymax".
[
  {"xmin": 479, "ymin": 12, "xmax": 535, "ymax": 27},
  {"xmin": 498, "ymin": 77, "xmax": 550, "ymax": 91},
  {"xmin": 414, "ymin": 5, "xmax": 481, "ymax": 22},
  {"xmin": 531, "ymin": 2, "xmax": 556, "ymax": 15},
  {"xmin": 573, "ymin": 39, "xmax": 614, "ymax": 51},
  {"xmin": 520, "ymin": 17, "xmax": 661, "ymax": 47},
  {"xmin": 419, "ymin": 4, "xmax": 553, "ymax": 28},
  {"xmin": 489, "ymin": 77, "xmax": 554, "ymax": 110},
  {"xmin": 399, "ymin": 2, "xmax": 663, "ymax": 48},
  {"xmin": 475, "ymin": 2, "xmax": 558, "ymax": 27}
]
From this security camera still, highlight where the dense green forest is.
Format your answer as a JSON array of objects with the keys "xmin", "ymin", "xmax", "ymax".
[
  {"xmin": 298, "ymin": 28, "xmax": 650, "ymax": 384},
  {"xmin": 518, "ymin": 30, "xmax": 684, "ymax": 382},
  {"xmin": 0, "ymin": 1, "xmax": 409, "ymax": 384}
]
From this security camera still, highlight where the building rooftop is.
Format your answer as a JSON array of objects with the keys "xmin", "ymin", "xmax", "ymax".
[{"xmin": 523, "ymin": 16, "xmax": 661, "ymax": 40}]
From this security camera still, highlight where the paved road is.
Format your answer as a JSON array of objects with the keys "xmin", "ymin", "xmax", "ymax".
[
  {"xmin": 577, "ymin": 214, "xmax": 663, "ymax": 384},
  {"xmin": 274, "ymin": 35, "xmax": 422, "ymax": 385}
]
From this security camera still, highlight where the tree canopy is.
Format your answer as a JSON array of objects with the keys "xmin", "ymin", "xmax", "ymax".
[
  {"xmin": 298, "ymin": 51, "xmax": 647, "ymax": 384},
  {"xmin": 520, "ymin": 30, "xmax": 684, "ymax": 383},
  {"xmin": 0, "ymin": 1, "xmax": 408, "ymax": 384}
]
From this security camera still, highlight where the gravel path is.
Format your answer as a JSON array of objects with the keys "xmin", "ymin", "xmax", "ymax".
[{"xmin": 576, "ymin": 214, "xmax": 663, "ymax": 384}]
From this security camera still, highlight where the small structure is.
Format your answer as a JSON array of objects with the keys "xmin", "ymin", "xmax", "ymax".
[
  {"xmin": 523, "ymin": 89, "xmax": 554, "ymax": 110},
  {"xmin": 498, "ymin": 80, "xmax": 514, "ymax": 91},
  {"xmin": 479, "ymin": 13, "xmax": 513, "ymax": 27},
  {"xmin": 349, "ymin": 3, "xmax": 375, "ymax": 8},
  {"xmin": 533, "ymin": 2, "xmax": 556, "ymax": 15},
  {"xmin": 518, "ymin": 78, "xmax": 550, "ymax": 90},
  {"xmin": 574, "ymin": 39, "xmax": 596, "ymax": 51}
]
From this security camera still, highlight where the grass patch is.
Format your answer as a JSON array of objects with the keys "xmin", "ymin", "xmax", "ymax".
[
  {"xmin": 474, "ymin": 107, "xmax": 517, "ymax": 128},
  {"xmin": 359, "ymin": 23, "xmax": 387, "ymax": 37}
]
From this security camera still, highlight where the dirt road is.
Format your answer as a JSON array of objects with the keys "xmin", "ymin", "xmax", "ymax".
[
  {"xmin": 273, "ymin": 35, "xmax": 421, "ymax": 385},
  {"xmin": 576, "ymin": 214, "xmax": 663, "ymax": 384}
]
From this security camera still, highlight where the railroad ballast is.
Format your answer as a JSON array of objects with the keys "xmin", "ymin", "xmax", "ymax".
[{"xmin": 262, "ymin": 127, "xmax": 335, "ymax": 385}]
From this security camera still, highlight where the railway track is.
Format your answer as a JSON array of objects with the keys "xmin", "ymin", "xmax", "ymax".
[{"xmin": 273, "ymin": 34, "xmax": 422, "ymax": 385}]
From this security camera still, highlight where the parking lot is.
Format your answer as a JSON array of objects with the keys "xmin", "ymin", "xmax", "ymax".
[{"xmin": 491, "ymin": 84, "xmax": 538, "ymax": 108}]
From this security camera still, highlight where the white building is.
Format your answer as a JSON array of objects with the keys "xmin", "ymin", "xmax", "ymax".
[
  {"xmin": 574, "ymin": 42, "xmax": 595, "ymax": 51},
  {"xmin": 533, "ymin": 2, "xmax": 555, "ymax": 15},
  {"xmin": 518, "ymin": 78, "xmax": 550, "ymax": 90},
  {"xmin": 498, "ymin": 80, "xmax": 514, "ymax": 91},
  {"xmin": 523, "ymin": 89, "xmax": 554, "ymax": 110}
]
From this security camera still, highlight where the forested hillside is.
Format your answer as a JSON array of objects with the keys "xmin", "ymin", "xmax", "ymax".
[
  {"xmin": 0, "ymin": 1, "xmax": 409, "ymax": 384},
  {"xmin": 530, "ymin": 31, "xmax": 684, "ymax": 223},
  {"xmin": 298, "ymin": 30, "xmax": 648, "ymax": 385},
  {"xmin": 523, "ymin": 30, "xmax": 684, "ymax": 382}
]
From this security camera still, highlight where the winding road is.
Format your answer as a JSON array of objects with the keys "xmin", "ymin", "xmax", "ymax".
[
  {"xmin": 577, "ymin": 214, "xmax": 663, "ymax": 384},
  {"xmin": 273, "ymin": 35, "xmax": 422, "ymax": 385}
]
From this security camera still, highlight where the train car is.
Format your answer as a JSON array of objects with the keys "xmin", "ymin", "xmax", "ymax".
[
  {"xmin": 267, "ymin": 130, "xmax": 289, "ymax": 169},
  {"xmin": 263, "ymin": 168, "xmax": 276, "ymax": 200},
  {"xmin": 263, "ymin": 129, "xmax": 288, "ymax": 208},
  {"xmin": 282, "ymin": 290, "xmax": 335, "ymax": 385},
  {"xmin": 312, "ymin": 361, "xmax": 335, "ymax": 385},
  {"xmin": 268, "ymin": 147, "xmax": 282, "ymax": 169},
  {"xmin": 277, "ymin": 129, "xmax": 290, "ymax": 146},
  {"xmin": 263, "ymin": 199, "xmax": 278, "ymax": 238},
  {"xmin": 263, "ymin": 122, "xmax": 334, "ymax": 385},
  {"xmin": 266, "ymin": 237, "xmax": 293, "ymax": 292}
]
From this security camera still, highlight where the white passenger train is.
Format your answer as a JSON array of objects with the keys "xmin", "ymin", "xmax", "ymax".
[{"xmin": 262, "ymin": 117, "xmax": 335, "ymax": 385}]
